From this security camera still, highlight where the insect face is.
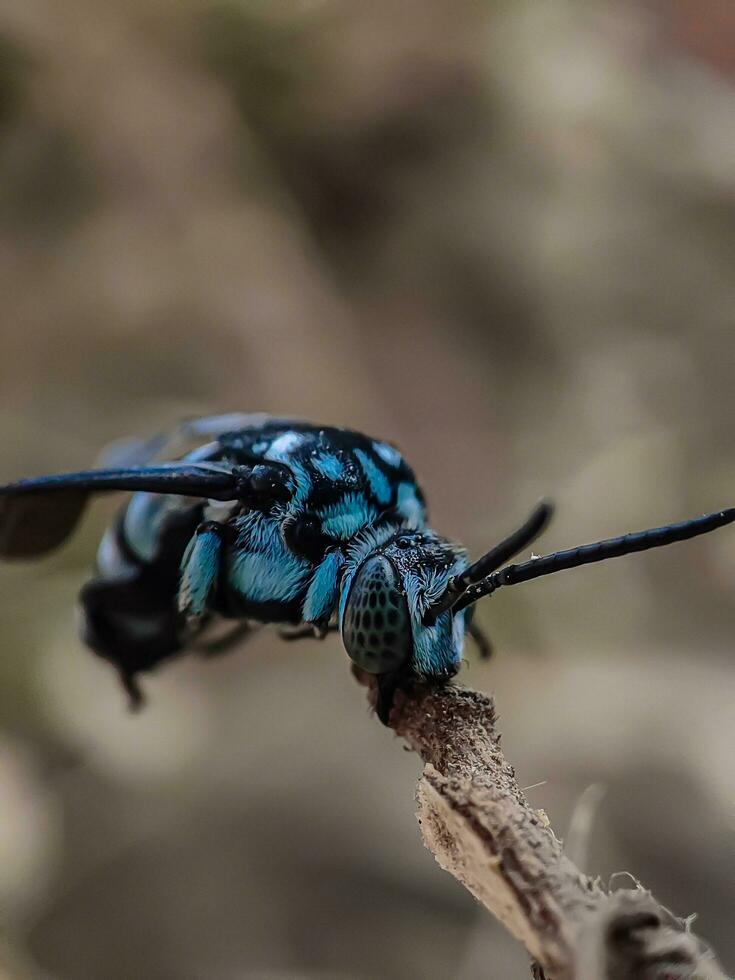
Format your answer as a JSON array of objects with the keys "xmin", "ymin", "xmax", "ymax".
[{"xmin": 340, "ymin": 528, "xmax": 469, "ymax": 687}]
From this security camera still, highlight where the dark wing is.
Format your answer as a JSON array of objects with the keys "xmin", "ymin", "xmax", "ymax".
[{"xmin": 0, "ymin": 463, "xmax": 238, "ymax": 559}]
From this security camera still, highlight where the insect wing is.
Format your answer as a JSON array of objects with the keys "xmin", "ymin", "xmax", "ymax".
[
  {"xmin": 0, "ymin": 488, "xmax": 89, "ymax": 558},
  {"xmin": 0, "ymin": 463, "xmax": 237, "ymax": 558},
  {"xmin": 95, "ymin": 414, "xmax": 296, "ymax": 468}
]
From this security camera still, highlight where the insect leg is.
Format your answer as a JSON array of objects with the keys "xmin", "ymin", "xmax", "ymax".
[
  {"xmin": 179, "ymin": 519, "xmax": 263, "ymax": 658},
  {"xmin": 191, "ymin": 621, "xmax": 254, "ymax": 657},
  {"xmin": 375, "ymin": 671, "xmax": 401, "ymax": 726},
  {"xmin": 301, "ymin": 550, "xmax": 345, "ymax": 632},
  {"xmin": 278, "ymin": 624, "xmax": 338, "ymax": 641},
  {"xmin": 178, "ymin": 521, "xmax": 226, "ymax": 625},
  {"xmin": 468, "ymin": 620, "xmax": 493, "ymax": 660}
]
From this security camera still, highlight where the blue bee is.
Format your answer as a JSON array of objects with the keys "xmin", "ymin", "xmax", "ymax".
[
  {"xmin": 338, "ymin": 501, "xmax": 735, "ymax": 722},
  {"xmin": 2, "ymin": 415, "xmax": 733, "ymax": 725},
  {"xmin": 0, "ymin": 414, "xmax": 426, "ymax": 703}
]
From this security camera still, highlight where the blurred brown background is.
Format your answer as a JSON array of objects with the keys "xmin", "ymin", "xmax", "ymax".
[{"xmin": 0, "ymin": 1, "xmax": 733, "ymax": 978}]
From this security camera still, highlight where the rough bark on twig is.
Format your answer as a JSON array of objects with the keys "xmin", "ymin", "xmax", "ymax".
[{"xmin": 356, "ymin": 674, "xmax": 728, "ymax": 980}]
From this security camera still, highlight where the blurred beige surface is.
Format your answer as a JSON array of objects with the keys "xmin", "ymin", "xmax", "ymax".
[{"xmin": 0, "ymin": 1, "xmax": 733, "ymax": 978}]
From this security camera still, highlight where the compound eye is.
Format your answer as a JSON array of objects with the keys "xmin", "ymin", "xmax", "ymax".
[
  {"xmin": 342, "ymin": 556, "xmax": 412, "ymax": 674},
  {"xmin": 282, "ymin": 514, "xmax": 330, "ymax": 562}
]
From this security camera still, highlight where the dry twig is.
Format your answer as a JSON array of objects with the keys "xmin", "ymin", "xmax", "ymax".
[{"xmin": 356, "ymin": 674, "xmax": 728, "ymax": 980}]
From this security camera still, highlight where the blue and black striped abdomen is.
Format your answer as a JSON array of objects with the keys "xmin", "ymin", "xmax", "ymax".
[{"xmin": 82, "ymin": 501, "xmax": 205, "ymax": 698}]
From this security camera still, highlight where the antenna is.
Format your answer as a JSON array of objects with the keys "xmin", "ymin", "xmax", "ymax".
[
  {"xmin": 447, "ymin": 507, "xmax": 735, "ymax": 615},
  {"xmin": 423, "ymin": 501, "xmax": 553, "ymax": 625}
]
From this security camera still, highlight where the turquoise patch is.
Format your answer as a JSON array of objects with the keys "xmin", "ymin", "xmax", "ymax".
[
  {"xmin": 354, "ymin": 448, "xmax": 392, "ymax": 504},
  {"xmin": 179, "ymin": 528, "xmax": 222, "ymax": 617},
  {"xmin": 396, "ymin": 482, "xmax": 426, "ymax": 528},
  {"xmin": 124, "ymin": 492, "xmax": 181, "ymax": 562},
  {"xmin": 319, "ymin": 494, "xmax": 378, "ymax": 540},
  {"xmin": 303, "ymin": 550, "xmax": 345, "ymax": 623},
  {"xmin": 312, "ymin": 452, "xmax": 345, "ymax": 481},
  {"xmin": 372, "ymin": 441, "xmax": 403, "ymax": 468},
  {"xmin": 411, "ymin": 609, "xmax": 459, "ymax": 677},
  {"xmin": 230, "ymin": 512, "xmax": 310, "ymax": 603}
]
